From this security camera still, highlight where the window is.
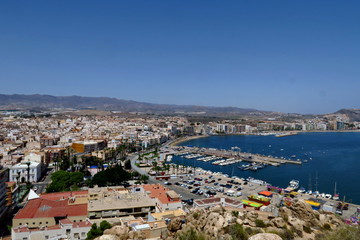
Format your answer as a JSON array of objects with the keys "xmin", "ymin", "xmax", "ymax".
[
  {"xmin": 45, "ymin": 236, "xmax": 49, "ymax": 239},
  {"xmin": 74, "ymin": 233, "xmax": 79, "ymax": 238},
  {"xmin": 81, "ymin": 232, "xmax": 86, "ymax": 237}
]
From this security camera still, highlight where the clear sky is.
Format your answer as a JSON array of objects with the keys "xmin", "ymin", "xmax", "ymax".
[{"xmin": 1, "ymin": 1, "xmax": 359, "ymax": 114}]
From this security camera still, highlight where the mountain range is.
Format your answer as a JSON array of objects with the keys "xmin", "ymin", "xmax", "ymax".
[
  {"xmin": 0, "ymin": 94, "xmax": 270, "ymax": 116},
  {"xmin": 0, "ymin": 94, "xmax": 357, "ymax": 119}
]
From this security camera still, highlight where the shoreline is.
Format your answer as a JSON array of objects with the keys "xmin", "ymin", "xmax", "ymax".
[
  {"xmin": 171, "ymin": 130, "xmax": 360, "ymax": 146},
  {"xmin": 169, "ymin": 135, "xmax": 209, "ymax": 146}
]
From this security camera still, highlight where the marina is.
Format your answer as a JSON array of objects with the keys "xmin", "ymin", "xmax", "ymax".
[
  {"xmin": 172, "ymin": 146, "xmax": 302, "ymax": 167},
  {"xmin": 169, "ymin": 133, "xmax": 360, "ymax": 204}
]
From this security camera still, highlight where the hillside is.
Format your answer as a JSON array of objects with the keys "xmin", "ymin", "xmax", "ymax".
[
  {"xmin": 335, "ymin": 109, "xmax": 360, "ymax": 122},
  {"xmin": 0, "ymin": 94, "xmax": 270, "ymax": 116},
  {"xmin": 94, "ymin": 199, "xmax": 355, "ymax": 240}
]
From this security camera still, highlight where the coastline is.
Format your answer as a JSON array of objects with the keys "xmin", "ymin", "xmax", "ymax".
[
  {"xmin": 169, "ymin": 135, "xmax": 209, "ymax": 146},
  {"xmin": 172, "ymin": 130, "xmax": 360, "ymax": 146}
]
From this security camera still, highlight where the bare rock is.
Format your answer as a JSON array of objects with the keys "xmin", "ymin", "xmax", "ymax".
[
  {"xmin": 288, "ymin": 216, "xmax": 305, "ymax": 232},
  {"xmin": 249, "ymin": 233, "xmax": 282, "ymax": 240},
  {"xmin": 247, "ymin": 211, "xmax": 259, "ymax": 222},
  {"xmin": 212, "ymin": 205, "xmax": 224, "ymax": 213},
  {"xmin": 103, "ymin": 225, "xmax": 129, "ymax": 240},
  {"xmin": 270, "ymin": 217, "xmax": 286, "ymax": 228},
  {"xmin": 96, "ymin": 235, "xmax": 120, "ymax": 240},
  {"xmin": 215, "ymin": 214, "xmax": 225, "ymax": 229}
]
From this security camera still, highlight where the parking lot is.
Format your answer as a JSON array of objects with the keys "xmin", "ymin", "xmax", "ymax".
[{"xmin": 163, "ymin": 172, "xmax": 267, "ymax": 203}]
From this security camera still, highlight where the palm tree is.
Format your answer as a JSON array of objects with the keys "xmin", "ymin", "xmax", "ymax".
[
  {"xmin": 26, "ymin": 162, "xmax": 31, "ymax": 183},
  {"xmin": 176, "ymin": 164, "xmax": 179, "ymax": 176},
  {"xmin": 16, "ymin": 171, "xmax": 21, "ymax": 202}
]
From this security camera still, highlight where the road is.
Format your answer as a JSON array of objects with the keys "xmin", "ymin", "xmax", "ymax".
[
  {"xmin": 32, "ymin": 167, "xmax": 55, "ymax": 194},
  {"xmin": 128, "ymin": 153, "xmax": 200, "ymax": 200}
]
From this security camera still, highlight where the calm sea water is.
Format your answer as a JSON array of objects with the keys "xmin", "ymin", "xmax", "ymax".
[{"xmin": 172, "ymin": 133, "xmax": 360, "ymax": 204}]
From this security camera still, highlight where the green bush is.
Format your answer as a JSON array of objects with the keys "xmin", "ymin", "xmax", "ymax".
[
  {"xmin": 192, "ymin": 212, "xmax": 200, "ymax": 219},
  {"xmin": 232, "ymin": 211, "xmax": 239, "ymax": 217},
  {"xmin": 303, "ymin": 224, "xmax": 312, "ymax": 234},
  {"xmin": 255, "ymin": 219, "xmax": 266, "ymax": 228},
  {"xmin": 316, "ymin": 225, "xmax": 360, "ymax": 240},
  {"xmin": 228, "ymin": 223, "xmax": 248, "ymax": 240},
  {"xmin": 278, "ymin": 229, "xmax": 295, "ymax": 240},
  {"xmin": 176, "ymin": 227, "xmax": 206, "ymax": 240}
]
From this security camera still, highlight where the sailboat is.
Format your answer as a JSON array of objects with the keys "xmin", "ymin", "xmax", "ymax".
[
  {"xmin": 333, "ymin": 182, "xmax": 339, "ymax": 200},
  {"xmin": 306, "ymin": 175, "xmax": 312, "ymax": 195}
]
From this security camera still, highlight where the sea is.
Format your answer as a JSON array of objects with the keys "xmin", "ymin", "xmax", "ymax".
[{"xmin": 171, "ymin": 132, "xmax": 360, "ymax": 204}]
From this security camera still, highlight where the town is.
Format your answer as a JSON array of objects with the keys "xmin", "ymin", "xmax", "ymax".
[{"xmin": 0, "ymin": 109, "xmax": 359, "ymax": 240}]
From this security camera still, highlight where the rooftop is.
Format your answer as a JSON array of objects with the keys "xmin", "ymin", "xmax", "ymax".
[
  {"xmin": 88, "ymin": 192, "xmax": 155, "ymax": 211},
  {"xmin": 142, "ymin": 184, "xmax": 181, "ymax": 205},
  {"xmin": 14, "ymin": 192, "xmax": 88, "ymax": 220}
]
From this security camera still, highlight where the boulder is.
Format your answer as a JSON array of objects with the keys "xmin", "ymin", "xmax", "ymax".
[
  {"xmin": 215, "ymin": 214, "xmax": 225, "ymax": 229},
  {"xmin": 96, "ymin": 235, "xmax": 120, "ymax": 240},
  {"xmin": 288, "ymin": 216, "xmax": 305, "ymax": 232},
  {"xmin": 249, "ymin": 233, "xmax": 282, "ymax": 240},
  {"xmin": 270, "ymin": 217, "xmax": 286, "ymax": 228},
  {"xmin": 103, "ymin": 225, "xmax": 129, "ymax": 239}
]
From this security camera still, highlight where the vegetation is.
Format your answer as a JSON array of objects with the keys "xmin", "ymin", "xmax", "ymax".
[
  {"xmin": 176, "ymin": 227, "xmax": 207, "ymax": 240},
  {"xmin": 227, "ymin": 223, "xmax": 248, "ymax": 240},
  {"xmin": 86, "ymin": 221, "xmax": 112, "ymax": 240},
  {"xmin": 316, "ymin": 225, "xmax": 360, "ymax": 240},
  {"xmin": 124, "ymin": 159, "xmax": 132, "ymax": 170},
  {"xmin": 91, "ymin": 164, "xmax": 131, "ymax": 187},
  {"xmin": 303, "ymin": 224, "xmax": 312, "ymax": 234},
  {"xmin": 231, "ymin": 211, "xmax": 239, "ymax": 218},
  {"xmin": 46, "ymin": 171, "xmax": 84, "ymax": 193},
  {"xmin": 255, "ymin": 219, "xmax": 266, "ymax": 228}
]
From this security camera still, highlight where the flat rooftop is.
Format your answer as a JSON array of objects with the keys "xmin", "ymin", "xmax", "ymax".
[{"xmin": 88, "ymin": 192, "xmax": 155, "ymax": 211}]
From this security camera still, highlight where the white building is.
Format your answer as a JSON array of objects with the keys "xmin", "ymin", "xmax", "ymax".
[
  {"xmin": 9, "ymin": 161, "xmax": 42, "ymax": 183},
  {"xmin": 12, "ymin": 219, "xmax": 92, "ymax": 240}
]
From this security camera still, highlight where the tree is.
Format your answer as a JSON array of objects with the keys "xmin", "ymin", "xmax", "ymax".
[
  {"xmin": 91, "ymin": 165, "xmax": 131, "ymax": 187},
  {"xmin": 124, "ymin": 160, "xmax": 132, "ymax": 170},
  {"xmin": 86, "ymin": 223, "xmax": 103, "ymax": 240},
  {"xmin": 46, "ymin": 171, "xmax": 84, "ymax": 193},
  {"xmin": 139, "ymin": 174, "xmax": 149, "ymax": 184},
  {"xmin": 26, "ymin": 162, "xmax": 31, "ymax": 183}
]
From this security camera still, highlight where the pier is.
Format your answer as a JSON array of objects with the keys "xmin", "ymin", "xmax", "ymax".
[{"xmin": 169, "ymin": 146, "xmax": 302, "ymax": 166}]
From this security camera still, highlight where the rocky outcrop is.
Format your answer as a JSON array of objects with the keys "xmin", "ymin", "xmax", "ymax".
[
  {"xmin": 97, "ymin": 199, "xmax": 345, "ymax": 240},
  {"xmin": 249, "ymin": 233, "xmax": 282, "ymax": 240}
]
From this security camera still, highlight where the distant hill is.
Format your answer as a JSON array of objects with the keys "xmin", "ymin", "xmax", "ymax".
[
  {"xmin": 0, "ymin": 94, "xmax": 271, "ymax": 116},
  {"xmin": 335, "ymin": 109, "xmax": 360, "ymax": 121}
]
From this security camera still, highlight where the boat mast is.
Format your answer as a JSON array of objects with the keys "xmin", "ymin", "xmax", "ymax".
[
  {"xmin": 334, "ymin": 182, "xmax": 337, "ymax": 196},
  {"xmin": 308, "ymin": 174, "xmax": 312, "ymax": 191},
  {"xmin": 315, "ymin": 172, "xmax": 318, "ymax": 192}
]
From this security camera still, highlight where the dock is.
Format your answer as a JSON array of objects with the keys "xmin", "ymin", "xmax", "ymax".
[{"xmin": 169, "ymin": 146, "xmax": 302, "ymax": 166}]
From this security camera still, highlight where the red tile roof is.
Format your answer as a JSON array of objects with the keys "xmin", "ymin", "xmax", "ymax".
[
  {"xmin": 142, "ymin": 184, "xmax": 181, "ymax": 205},
  {"xmin": 39, "ymin": 190, "xmax": 88, "ymax": 201},
  {"xmin": 14, "ymin": 195, "xmax": 87, "ymax": 219}
]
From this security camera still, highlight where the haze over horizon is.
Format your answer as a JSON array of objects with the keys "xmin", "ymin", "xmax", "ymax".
[{"xmin": 1, "ymin": 1, "xmax": 359, "ymax": 114}]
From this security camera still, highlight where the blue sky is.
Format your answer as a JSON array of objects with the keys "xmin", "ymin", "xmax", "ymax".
[{"xmin": 1, "ymin": 1, "xmax": 359, "ymax": 114}]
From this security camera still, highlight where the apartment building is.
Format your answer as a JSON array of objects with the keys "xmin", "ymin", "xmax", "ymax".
[
  {"xmin": 88, "ymin": 187, "xmax": 156, "ymax": 220},
  {"xmin": 140, "ymin": 184, "xmax": 182, "ymax": 212},
  {"xmin": 0, "ymin": 167, "xmax": 9, "ymax": 222}
]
